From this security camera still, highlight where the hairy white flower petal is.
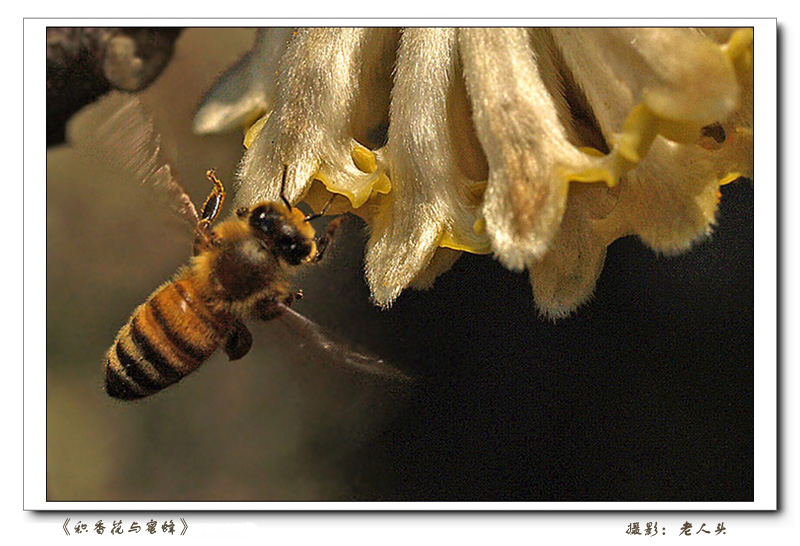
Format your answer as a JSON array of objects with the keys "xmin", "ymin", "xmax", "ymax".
[
  {"xmin": 237, "ymin": 28, "xmax": 394, "ymax": 209},
  {"xmin": 193, "ymin": 28, "xmax": 293, "ymax": 135},
  {"xmin": 700, "ymin": 27, "xmax": 738, "ymax": 43},
  {"xmin": 529, "ymin": 211, "xmax": 606, "ymax": 318},
  {"xmin": 409, "ymin": 247, "xmax": 463, "ymax": 291},
  {"xmin": 366, "ymin": 28, "xmax": 489, "ymax": 305},
  {"xmin": 459, "ymin": 28, "xmax": 614, "ymax": 271},
  {"xmin": 597, "ymin": 138, "xmax": 725, "ymax": 253},
  {"xmin": 552, "ymin": 28, "xmax": 739, "ymax": 132},
  {"xmin": 526, "ymin": 181, "xmax": 620, "ymax": 318},
  {"xmin": 704, "ymin": 33, "xmax": 754, "ymax": 181},
  {"xmin": 713, "ymin": 122, "xmax": 753, "ymax": 182},
  {"xmin": 196, "ymin": 27, "xmax": 753, "ymax": 317}
]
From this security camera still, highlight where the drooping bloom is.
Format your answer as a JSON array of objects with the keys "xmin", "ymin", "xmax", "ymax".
[{"xmin": 194, "ymin": 27, "xmax": 753, "ymax": 318}]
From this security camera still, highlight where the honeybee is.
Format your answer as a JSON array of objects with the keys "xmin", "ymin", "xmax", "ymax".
[{"xmin": 88, "ymin": 93, "xmax": 409, "ymax": 401}]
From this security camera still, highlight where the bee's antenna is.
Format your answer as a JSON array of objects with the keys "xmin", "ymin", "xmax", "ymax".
[
  {"xmin": 279, "ymin": 165, "xmax": 292, "ymax": 211},
  {"xmin": 305, "ymin": 193, "xmax": 339, "ymax": 222}
]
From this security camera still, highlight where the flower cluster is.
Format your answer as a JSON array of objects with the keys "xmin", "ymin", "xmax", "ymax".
[{"xmin": 194, "ymin": 27, "xmax": 753, "ymax": 318}]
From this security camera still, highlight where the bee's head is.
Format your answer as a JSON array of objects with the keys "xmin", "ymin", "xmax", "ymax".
[{"xmin": 243, "ymin": 202, "xmax": 315, "ymax": 265}]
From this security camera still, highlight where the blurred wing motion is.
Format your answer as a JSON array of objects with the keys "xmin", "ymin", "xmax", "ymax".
[
  {"xmin": 68, "ymin": 91, "xmax": 201, "ymax": 230},
  {"xmin": 273, "ymin": 304, "xmax": 415, "ymax": 385},
  {"xmin": 74, "ymin": 93, "xmax": 411, "ymax": 389}
]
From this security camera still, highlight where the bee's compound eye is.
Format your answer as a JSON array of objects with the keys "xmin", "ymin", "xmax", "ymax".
[
  {"xmin": 249, "ymin": 205, "xmax": 278, "ymax": 233},
  {"xmin": 250, "ymin": 205, "xmax": 267, "ymax": 221}
]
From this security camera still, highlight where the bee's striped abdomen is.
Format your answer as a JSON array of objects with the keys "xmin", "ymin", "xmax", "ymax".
[{"xmin": 105, "ymin": 279, "xmax": 229, "ymax": 400}]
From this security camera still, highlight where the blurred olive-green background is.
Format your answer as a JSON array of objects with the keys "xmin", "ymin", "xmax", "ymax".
[
  {"xmin": 47, "ymin": 29, "xmax": 407, "ymax": 501},
  {"xmin": 47, "ymin": 28, "xmax": 754, "ymax": 503}
]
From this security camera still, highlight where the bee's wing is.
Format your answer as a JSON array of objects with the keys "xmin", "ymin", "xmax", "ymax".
[
  {"xmin": 272, "ymin": 304, "xmax": 415, "ymax": 385},
  {"xmin": 69, "ymin": 91, "xmax": 200, "ymax": 230}
]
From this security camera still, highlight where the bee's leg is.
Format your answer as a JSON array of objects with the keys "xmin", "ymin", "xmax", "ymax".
[
  {"xmin": 223, "ymin": 319, "xmax": 252, "ymax": 361},
  {"xmin": 310, "ymin": 216, "xmax": 346, "ymax": 263},
  {"xmin": 200, "ymin": 169, "xmax": 226, "ymax": 225},
  {"xmin": 285, "ymin": 288, "xmax": 306, "ymax": 307},
  {"xmin": 193, "ymin": 169, "xmax": 226, "ymax": 256},
  {"xmin": 252, "ymin": 291, "xmax": 303, "ymax": 321}
]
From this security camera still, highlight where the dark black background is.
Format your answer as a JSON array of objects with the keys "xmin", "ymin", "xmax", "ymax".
[{"xmin": 345, "ymin": 181, "xmax": 754, "ymax": 502}]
